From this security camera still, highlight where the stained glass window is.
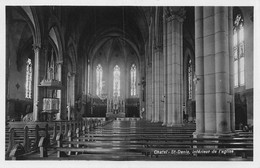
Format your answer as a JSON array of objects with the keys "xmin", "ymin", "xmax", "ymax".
[
  {"xmin": 25, "ymin": 58, "xmax": 33, "ymax": 99},
  {"xmin": 130, "ymin": 64, "xmax": 137, "ymax": 96},
  {"xmin": 233, "ymin": 13, "xmax": 245, "ymax": 87},
  {"xmin": 96, "ymin": 64, "xmax": 103, "ymax": 96},
  {"xmin": 113, "ymin": 65, "xmax": 120, "ymax": 97},
  {"xmin": 188, "ymin": 59, "xmax": 192, "ymax": 99}
]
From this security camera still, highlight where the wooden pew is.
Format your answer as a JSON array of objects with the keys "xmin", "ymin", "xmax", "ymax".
[
  {"xmin": 6, "ymin": 118, "xmax": 91, "ymax": 160},
  {"xmin": 9, "ymin": 118, "xmax": 252, "ymax": 161},
  {"xmin": 55, "ymin": 120, "xmax": 253, "ymax": 160}
]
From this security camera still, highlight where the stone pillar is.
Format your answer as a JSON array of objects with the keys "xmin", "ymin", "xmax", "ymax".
[
  {"xmin": 32, "ymin": 44, "xmax": 41, "ymax": 121},
  {"xmin": 162, "ymin": 12, "xmax": 168, "ymax": 126},
  {"xmin": 194, "ymin": 7, "xmax": 205, "ymax": 134},
  {"xmin": 203, "ymin": 7, "xmax": 216, "ymax": 133},
  {"xmin": 70, "ymin": 72, "xmax": 76, "ymax": 109},
  {"xmin": 165, "ymin": 7, "xmax": 185, "ymax": 127},
  {"xmin": 146, "ymin": 19, "xmax": 153, "ymax": 121},
  {"xmin": 67, "ymin": 72, "xmax": 71, "ymax": 106},
  {"xmin": 146, "ymin": 64, "xmax": 152, "ymax": 121},
  {"xmin": 152, "ymin": 8, "xmax": 157, "ymax": 122},
  {"xmin": 159, "ymin": 49, "xmax": 164, "ymax": 122},
  {"xmin": 166, "ymin": 17, "xmax": 173, "ymax": 126},
  {"xmin": 154, "ymin": 48, "xmax": 160, "ymax": 122},
  {"xmin": 194, "ymin": 7, "xmax": 234, "ymax": 137},
  {"xmin": 56, "ymin": 61, "xmax": 62, "ymax": 120},
  {"xmin": 228, "ymin": 8, "xmax": 235, "ymax": 132},
  {"xmin": 145, "ymin": 68, "xmax": 149, "ymax": 120},
  {"xmin": 67, "ymin": 72, "xmax": 76, "ymax": 120},
  {"xmin": 151, "ymin": 36, "xmax": 155, "ymax": 122},
  {"xmin": 215, "ymin": 7, "xmax": 231, "ymax": 134},
  {"xmin": 84, "ymin": 58, "xmax": 88, "ymax": 95},
  {"xmin": 171, "ymin": 13, "xmax": 184, "ymax": 126},
  {"xmin": 153, "ymin": 8, "xmax": 161, "ymax": 123}
]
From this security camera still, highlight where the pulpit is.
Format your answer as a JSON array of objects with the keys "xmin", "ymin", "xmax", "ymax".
[
  {"xmin": 42, "ymin": 98, "xmax": 59, "ymax": 121},
  {"xmin": 39, "ymin": 49, "xmax": 63, "ymax": 121},
  {"xmin": 39, "ymin": 79, "xmax": 62, "ymax": 121}
]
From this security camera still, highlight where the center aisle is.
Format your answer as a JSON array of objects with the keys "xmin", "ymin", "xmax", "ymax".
[{"xmin": 84, "ymin": 119, "xmax": 196, "ymax": 160}]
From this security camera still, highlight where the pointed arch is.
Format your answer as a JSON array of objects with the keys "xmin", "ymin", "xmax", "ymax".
[
  {"xmin": 48, "ymin": 14, "xmax": 65, "ymax": 62},
  {"xmin": 19, "ymin": 7, "xmax": 42, "ymax": 46},
  {"xmin": 67, "ymin": 37, "xmax": 78, "ymax": 73}
]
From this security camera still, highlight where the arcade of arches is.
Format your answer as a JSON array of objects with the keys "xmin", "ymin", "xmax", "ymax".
[{"xmin": 6, "ymin": 6, "xmax": 253, "ymax": 138}]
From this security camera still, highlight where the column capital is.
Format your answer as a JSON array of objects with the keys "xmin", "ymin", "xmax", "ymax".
[
  {"xmin": 68, "ymin": 71, "xmax": 76, "ymax": 76},
  {"xmin": 153, "ymin": 45, "xmax": 163, "ymax": 53},
  {"xmin": 164, "ymin": 7, "xmax": 186, "ymax": 22},
  {"xmin": 56, "ymin": 61, "xmax": 63, "ymax": 65},
  {"xmin": 71, "ymin": 71, "xmax": 76, "ymax": 76},
  {"xmin": 41, "ymin": 41, "xmax": 49, "ymax": 52},
  {"xmin": 32, "ymin": 43, "xmax": 41, "ymax": 52}
]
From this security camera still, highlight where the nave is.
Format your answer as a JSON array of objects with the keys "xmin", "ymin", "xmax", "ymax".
[
  {"xmin": 6, "ymin": 118, "xmax": 253, "ymax": 161},
  {"xmin": 5, "ymin": 6, "xmax": 255, "ymax": 163}
]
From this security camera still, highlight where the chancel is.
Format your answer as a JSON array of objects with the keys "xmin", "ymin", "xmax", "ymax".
[{"xmin": 5, "ymin": 6, "xmax": 254, "ymax": 161}]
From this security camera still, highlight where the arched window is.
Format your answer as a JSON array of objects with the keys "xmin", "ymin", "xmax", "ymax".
[
  {"xmin": 96, "ymin": 64, "xmax": 103, "ymax": 96},
  {"xmin": 113, "ymin": 65, "xmax": 120, "ymax": 97},
  {"xmin": 25, "ymin": 58, "xmax": 33, "ymax": 99},
  {"xmin": 130, "ymin": 64, "xmax": 137, "ymax": 96},
  {"xmin": 188, "ymin": 58, "xmax": 192, "ymax": 99},
  {"xmin": 233, "ymin": 12, "xmax": 245, "ymax": 87}
]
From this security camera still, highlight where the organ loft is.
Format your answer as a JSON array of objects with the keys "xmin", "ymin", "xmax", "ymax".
[{"xmin": 5, "ymin": 5, "xmax": 255, "ymax": 163}]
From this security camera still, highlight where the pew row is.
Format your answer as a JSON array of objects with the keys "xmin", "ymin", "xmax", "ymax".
[
  {"xmin": 6, "ymin": 118, "xmax": 105, "ymax": 160},
  {"xmin": 53, "ymin": 125, "xmax": 253, "ymax": 160}
]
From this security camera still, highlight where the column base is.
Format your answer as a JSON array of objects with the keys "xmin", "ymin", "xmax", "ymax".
[
  {"xmin": 166, "ymin": 123, "xmax": 184, "ymax": 127},
  {"xmin": 193, "ymin": 132, "xmax": 237, "ymax": 138},
  {"xmin": 146, "ymin": 118, "xmax": 152, "ymax": 122},
  {"xmin": 188, "ymin": 116, "xmax": 194, "ymax": 122},
  {"xmin": 192, "ymin": 132, "xmax": 237, "ymax": 149},
  {"xmin": 162, "ymin": 122, "xmax": 167, "ymax": 126}
]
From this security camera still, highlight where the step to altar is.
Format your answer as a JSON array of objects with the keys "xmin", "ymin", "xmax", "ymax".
[
  {"xmin": 116, "ymin": 117, "xmax": 140, "ymax": 121},
  {"xmin": 106, "ymin": 112, "xmax": 125, "ymax": 119}
]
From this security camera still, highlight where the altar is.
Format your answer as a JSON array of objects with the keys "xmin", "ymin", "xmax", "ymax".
[{"xmin": 106, "ymin": 96, "xmax": 125, "ymax": 118}]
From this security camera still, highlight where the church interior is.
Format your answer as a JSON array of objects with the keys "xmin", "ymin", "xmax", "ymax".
[{"xmin": 5, "ymin": 6, "xmax": 254, "ymax": 161}]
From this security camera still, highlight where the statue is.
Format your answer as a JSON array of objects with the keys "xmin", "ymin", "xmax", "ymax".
[
  {"xmin": 140, "ymin": 108, "xmax": 145, "ymax": 119},
  {"xmin": 139, "ymin": 77, "xmax": 146, "ymax": 101},
  {"xmin": 66, "ymin": 105, "xmax": 71, "ymax": 121},
  {"xmin": 22, "ymin": 112, "xmax": 33, "ymax": 122}
]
